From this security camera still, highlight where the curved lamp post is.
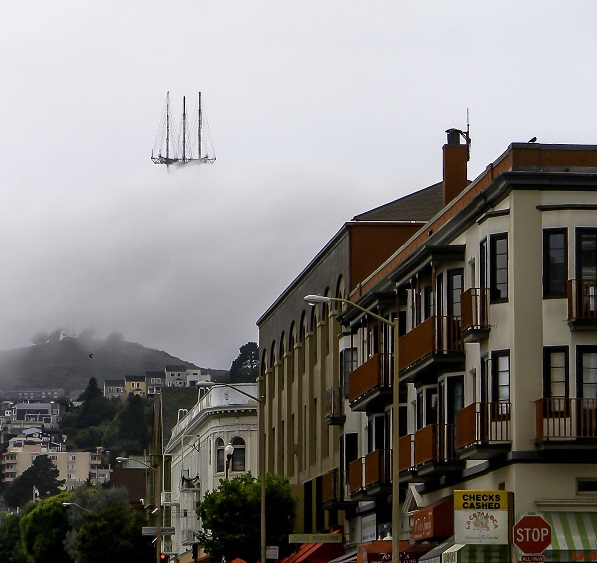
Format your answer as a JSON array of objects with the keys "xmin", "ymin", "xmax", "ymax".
[
  {"xmin": 304, "ymin": 295, "xmax": 400, "ymax": 563},
  {"xmin": 62, "ymin": 501, "xmax": 92, "ymax": 513}
]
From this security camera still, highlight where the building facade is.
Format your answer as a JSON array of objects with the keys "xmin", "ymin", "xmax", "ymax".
[{"xmin": 260, "ymin": 136, "xmax": 597, "ymax": 563}]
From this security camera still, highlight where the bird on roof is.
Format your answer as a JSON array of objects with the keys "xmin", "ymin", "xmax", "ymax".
[
  {"xmin": 89, "ymin": 353, "xmax": 94, "ymax": 359},
  {"xmin": 528, "ymin": 137, "xmax": 537, "ymax": 143}
]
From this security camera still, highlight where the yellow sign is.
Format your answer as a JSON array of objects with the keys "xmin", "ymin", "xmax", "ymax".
[
  {"xmin": 454, "ymin": 490, "xmax": 509, "ymax": 511},
  {"xmin": 289, "ymin": 534, "xmax": 342, "ymax": 543}
]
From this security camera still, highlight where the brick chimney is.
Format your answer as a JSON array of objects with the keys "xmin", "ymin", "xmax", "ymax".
[{"xmin": 443, "ymin": 128, "xmax": 469, "ymax": 207}]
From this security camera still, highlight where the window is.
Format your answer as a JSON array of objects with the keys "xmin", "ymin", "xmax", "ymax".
[
  {"xmin": 577, "ymin": 346, "xmax": 597, "ymax": 399},
  {"xmin": 490, "ymin": 234, "xmax": 508, "ymax": 302},
  {"xmin": 215, "ymin": 438, "xmax": 225, "ymax": 473},
  {"xmin": 447, "ymin": 269, "xmax": 464, "ymax": 316},
  {"xmin": 543, "ymin": 347, "xmax": 569, "ymax": 410},
  {"xmin": 543, "ymin": 229, "xmax": 567, "ymax": 297},
  {"xmin": 576, "ymin": 228, "xmax": 597, "ymax": 280},
  {"xmin": 340, "ymin": 348, "xmax": 357, "ymax": 396},
  {"xmin": 231, "ymin": 436, "xmax": 246, "ymax": 472},
  {"xmin": 492, "ymin": 350, "xmax": 510, "ymax": 416}
]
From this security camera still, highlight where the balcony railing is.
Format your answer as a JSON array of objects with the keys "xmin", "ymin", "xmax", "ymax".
[
  {"xmin": 348, "ymin": 457, "xmax": 364, "ymax": 495},
  {"xmin": 568, "ymin": 279, "xmax": 597, "ymax": 321},
  {"xmin": 461, "ymin": 288, "xmax": 490, "ymax": 342},
  {"xmin": 347, "ymin": 449, "xmax": 392, "ymax": 496},
  {"xmin": 398, "ymin": 434, "xmax": 415, "ymax": 473},
  {"xmin": 325, "ymin": 387, "xmax": 345, "ymax": 425},
  {"xmin": 364, "ymin": 448, "xmax": 392, "ymax": 488},
  {"xmin": 322, "ymin": 468, "xmax": 343, "ymax": 504},
  {"xmin": 456, "ymin": 402, "xmax": 511, "ymax": 450},
  {"xmin": 535, "ymin": 398, "xmax": 597, "ymax": 440},
  {"xmin": 413, "ymin": 424, "xmax": 456, "ymax": 466},
  {"xmin": 348, "ymin": 352, "xmax": 392, "ymax": 404},
  {"xmin": 399, "ymin": 316, "xmax": 462, "ymax": 372}
]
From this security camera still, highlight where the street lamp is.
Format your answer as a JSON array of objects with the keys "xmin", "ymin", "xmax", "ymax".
[
  {"xmin": 206, "ymin": 382, "xmax": 266, "ymax": 563},
  {"xmin": 116, "ymin": 456, "xmax": 164, "ymax": 563},
  {"xmin": 225, "ymin": 442, "xmax": 234, "ymax": 479},
  {"xmin": 62, "ymin": 501, "xmax": 92, "ymax": 513},
  {"xmin": 304, "ymin": 295, "xmax": 401, "ymax": 563}
]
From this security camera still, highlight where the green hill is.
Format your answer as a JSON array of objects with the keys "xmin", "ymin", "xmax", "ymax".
[{"xmin": 0, "ymin": 334, "xmax": 227, "ymax": 394}]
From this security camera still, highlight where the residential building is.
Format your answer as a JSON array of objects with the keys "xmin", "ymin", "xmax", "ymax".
[
  {"xmin": 260, "ymin": 135, "xmax": 597, "ymax": 562},
  {"xmin": 104, "ymin": 379, "xmax": 126, "ymax": 400},
  {"xmin": 257, "ymin": 176, "xmax": 445, "ymax": 543},
  {"xmin": 2, "ymin": 388, "xmax": 66, "ymax": 402},
  {"xmin": 163, "ymin": 382, "xmax": 258, "ymax": 561},
  {"xmin": 125, "ymin": 375, "xmax": 147, "ymax": 397}
]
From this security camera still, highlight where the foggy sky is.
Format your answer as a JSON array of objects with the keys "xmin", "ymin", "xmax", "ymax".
[{"xmin": 1, "ymin": 2, "xmax": 596, "ymax": 369}]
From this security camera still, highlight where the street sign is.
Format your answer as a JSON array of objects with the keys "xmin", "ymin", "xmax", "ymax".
[
  {"xmin": 266, "ymin": 546, "xmax": 279, "ymax": 559},
  {"xmin": 513, "ymin": 516, "xmax": 551, "ymax": 555},
  {"xmin": 289, "ymin": 534, "xmax": 342, "ymax": 543},
  {"xmin": 521, "ymin": 556, "xmax": 545, "ymax": 563},
  {"xmin": 141, "ymin": 526, "xmax": 176, "ymax": 536}
]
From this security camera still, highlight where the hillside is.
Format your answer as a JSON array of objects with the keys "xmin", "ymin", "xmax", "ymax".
[{"xmin": 0, "ymin": 334, "xmax": 228, "ymax": 393}]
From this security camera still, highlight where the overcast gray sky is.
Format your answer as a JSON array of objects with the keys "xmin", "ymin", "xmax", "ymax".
[{"xmin": 1, "ymin": 2, "xmax": 596, "ymax": 370}]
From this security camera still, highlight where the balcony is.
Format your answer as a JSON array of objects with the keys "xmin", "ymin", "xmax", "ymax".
[
  {"xmin": 321, "ymin": 467, "xmax": 353, "ymax": 510},
  {"xmin": 461, "ymin": 288, "xmax": 490, "ymax": 343},
  {"xmin": 398, "ymin": 316, "xmax": 464, "ymax": 382},
  {"xmin": 568, "ymin": 279, "xmax": 597, "ymax": 330},
  {"xmin": 347, "ymin": 449, "xmax": 392, "ymax": 500},
  {"xmin": 348, "ymin": 353, "xmax": 393, "ymax": 412},
  {"xmin": 398, "ymin": 434, "xmax": 417, "ymax": 482},
  {"xmin": 325, "ymin": 387, "xmax": 346, "ymax": 425},
  {"xmin": 535, "ymin": 398, "xmax": 597, "ymax": 450},
  {"xmin": 413, "ymin": 424, "xmax": 464, "ymax": 478},
  {"xmin": 456, "ymin": 402, "xmax": 511, "ymax": 460}
]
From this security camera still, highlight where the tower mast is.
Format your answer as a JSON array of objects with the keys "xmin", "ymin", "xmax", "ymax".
[
  {"xmin": 198, "ymin": 92, "xmax": 202, "ymax": 160},
  {"xmin": 166, "ymin": 92, "xmax": 170, "ymax": 162},
  {"xmin": 182, "ymin": 96, "xmax": 187, "ymax": 162}
]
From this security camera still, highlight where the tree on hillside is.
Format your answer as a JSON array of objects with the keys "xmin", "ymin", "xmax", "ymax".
[
  {"xmin": 196, "ymin": 473, "xmax": 297, "ymax": 563},
  {"xmin": 117, "ymin": 394, "xmax": 149, "ymax": 450},
  {"xmin": 229, "ymin": 342, "xmax": 259, "ymax": 383},
  {"xmin": 3, "ymin": 455, "xmax": 65, "ymax": 508}
]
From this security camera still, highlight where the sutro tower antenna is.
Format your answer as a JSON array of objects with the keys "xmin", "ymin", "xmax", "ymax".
[{"xmin": 151, "ymin": 92, "xmax": 216, "ymax": 166}]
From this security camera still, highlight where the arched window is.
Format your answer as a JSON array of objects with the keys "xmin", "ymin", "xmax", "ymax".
[
  {"xmin": 215, "ymin": 438, "xmax": 225, "ymax": 473},
  {"xmin": 231, "ymin": 436, "xmax": 246, "ymax": 472}
]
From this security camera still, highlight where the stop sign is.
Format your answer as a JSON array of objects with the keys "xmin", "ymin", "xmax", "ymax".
[{"xmin": 513, "ymin": 515, "xmax": 552, "ymax": 554}]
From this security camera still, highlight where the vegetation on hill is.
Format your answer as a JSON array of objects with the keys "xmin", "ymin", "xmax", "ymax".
[{"xmin": 0, "ymin": 332, "xmax": 227, "ymax": 393}]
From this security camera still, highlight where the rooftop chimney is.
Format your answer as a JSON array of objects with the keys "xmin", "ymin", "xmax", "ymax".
[{"xmin": 443, "ymin": 128, "xmax": 469, "ymax": 207}]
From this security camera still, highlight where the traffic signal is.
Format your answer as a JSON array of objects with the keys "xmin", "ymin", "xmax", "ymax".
[{"xmin": 160, "ymin": 554, "xmax": 167, "ymax": 561}]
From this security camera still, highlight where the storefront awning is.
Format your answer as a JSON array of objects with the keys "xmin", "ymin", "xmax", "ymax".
[
  {"xmin": 442, "ymin": 543, "xmax": 509, "ymax": 563},
  {"xmin": 284, "ymin": 540, "xmax": 345, "ymax": 563},
  {"xmin": 418, "ymin": 537, "xmax": 454, "ymax": 563},
  {"xmin": 327, "ymin": 550, "xmax": 357, "ymax": 563},
  {"xmin": 400, "ymin": 542, "xmax": 437, "ymax": 563},
  {"xmin": 524, "ymin": 512, "xmax": 597, "ymax": 562}
]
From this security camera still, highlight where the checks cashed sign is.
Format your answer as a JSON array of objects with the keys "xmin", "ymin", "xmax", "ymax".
[{"xmin": 454, "ymin": 490, "xmax": 512, "ymax": 545}]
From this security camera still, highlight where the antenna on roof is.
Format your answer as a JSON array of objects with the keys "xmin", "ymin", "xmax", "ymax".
[{"xmin": 465, "ymin": 108, "xmax": 471, "ymax": 161}]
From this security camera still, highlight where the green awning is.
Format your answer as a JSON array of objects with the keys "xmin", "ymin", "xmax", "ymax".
[
  {"xmin": 442, "ymin": 543, "xmax": 509, "ymax": 563},
  {"xmin": 521, "ymin": 512, "xmax": 597, "ymax": 562}
]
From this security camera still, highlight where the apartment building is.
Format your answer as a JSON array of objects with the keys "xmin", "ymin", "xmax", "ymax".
[
  {"xmin": 257, "ymin": 172, "xmax": 446, "ymax": 543},
  {"xmin": 163, "ymin": 383, "xmax": 258, "ymax": 561},
  {"xmin": 261, "ymin": 135, "xmax": 597, "ymax": 563}
]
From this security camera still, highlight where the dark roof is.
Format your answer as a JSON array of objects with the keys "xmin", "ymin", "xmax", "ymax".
[
  {"xmin": 165, "ymin": 365, "xmax": 186, "ymax": 371},
  {"xmin": 145, "ymin": 371, "xmax": 163, "ymax": 377},
  {"xmin": 125, "ymin": 375, "xmax": 145, "ymax": 382},
  {"xmin": 104, "ymin": 379, "xmax": 124, "ymax": 385},
  {"xmin": 353, "ymin": 182, "xmax": 443, "ymax": 222}
]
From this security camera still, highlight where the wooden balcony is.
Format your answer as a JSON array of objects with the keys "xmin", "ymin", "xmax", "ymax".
[
  {"xmin": 535, "ymin": 398, "xmax": 597, "ymax": 448},
  {"xmin": 398, "ymin": 434, "xmax": 417, "ymax": 482},
  {"xmin": 456, "ymin": 402, "xmax": 511, "ymax": 460},
  {"xmin": 567, "ymin": 279, "xmax": 597, "ymax": 330},
  {"xmin": 321, "ymin": 467, "xmax": 353, "ymax": 509},
  {"xmin": 348, "ymin": 352, "xmax": 393, "ymax": 412},
  {"xmin": 347, "ymin": 449, "xmax": 392, "ymax": 500},
  {"xmin": 398, "ymin": 316, "xmax": 465, "ymax": 382},
  {"xmin": 325, "ymin": 387, "xmax": 345, "ymax": 425},
  {"xmin": 413, "ymin": 424, "xmax": 464, "ymax": 478},
  {"xmin": 461, "ymin": 288, "xmax": 490, "ymax": 343}
]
